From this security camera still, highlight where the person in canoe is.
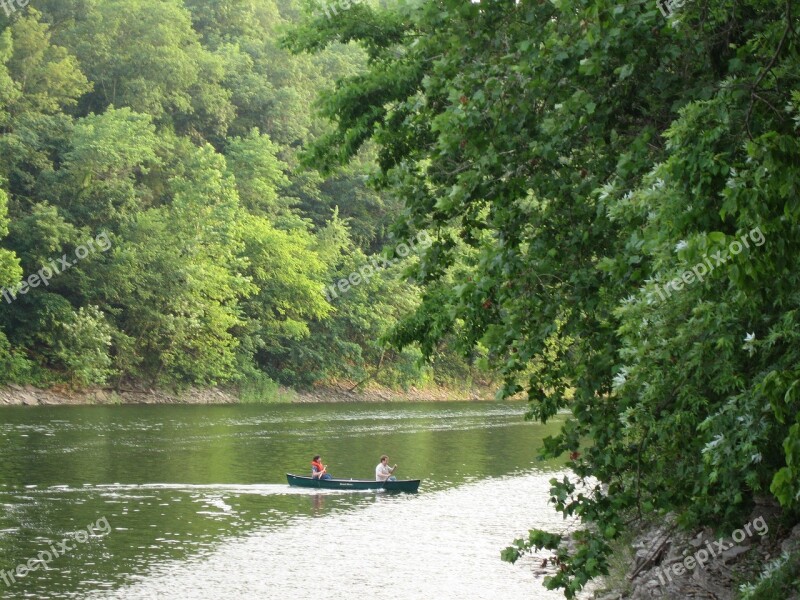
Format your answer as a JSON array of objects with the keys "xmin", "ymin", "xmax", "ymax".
[
  {"xmin": 311, "ymin": 455, "xmax": 332, "ymax": 480},
  {"xmin": 375, "ymin": 455, "xmax": 397, "ymax": 482}
]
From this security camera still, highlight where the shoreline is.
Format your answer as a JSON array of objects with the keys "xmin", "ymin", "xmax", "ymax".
[
  {"xmin": 0, "ymin": 382, "xmax": 497, "ymax": 406},
  {"xmin": 592, "ymin": 504, "xmax": 800, "ymax": 600}
]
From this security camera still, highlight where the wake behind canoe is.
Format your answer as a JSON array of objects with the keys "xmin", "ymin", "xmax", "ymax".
[{"xmin": 286, "ymin": 473, "xmax": 420, "ymax": 493}]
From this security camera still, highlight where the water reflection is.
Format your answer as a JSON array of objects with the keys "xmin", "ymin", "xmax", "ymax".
[
  {"xmin": 0, "ymin": 402, "xmax": 569, "ymax": 598},
  {"xmin": 91, "ymin": 474, "xmax": 578, "ymax": 600},
  {"xmin": 310, "ymin": 493, "xmax": 325, "ymax": 516}
]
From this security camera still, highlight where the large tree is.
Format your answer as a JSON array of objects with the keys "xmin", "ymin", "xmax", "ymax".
[{"xmin": 287, "ymin": 0, "xmax": 800, "ymax": 595}]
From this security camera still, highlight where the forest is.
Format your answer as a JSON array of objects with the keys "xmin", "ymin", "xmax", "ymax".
[
  {"xmin": 2, "ymin": 0, "xmax": 800, "ymax": 597},
  {"xmin": 0, "ymin": 0, "xmax": 479, "ymax": 395},
  {"xmin": 285, "ymin": 0, "xmax": 800, "ymax": 597}
]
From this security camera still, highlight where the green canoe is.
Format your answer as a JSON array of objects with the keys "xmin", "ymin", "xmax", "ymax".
[{"xmin": 286, "ymin": 473, "xmax": 420, "ymax": 493}]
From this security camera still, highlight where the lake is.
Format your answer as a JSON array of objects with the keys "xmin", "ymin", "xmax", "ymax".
[{"xmin": 0, "ymin": 401, "xmax": 581, "ymax": 599}]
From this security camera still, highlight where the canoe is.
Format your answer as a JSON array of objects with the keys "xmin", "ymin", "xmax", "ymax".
[{"xmin": 286, "ymin": 473, "xmax": 420, "ymax": 493}]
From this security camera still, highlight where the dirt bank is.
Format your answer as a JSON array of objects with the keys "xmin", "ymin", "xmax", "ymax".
[
  {"xmin": 592, "ymin": 501, "xmax": 800, "ymax": 599},
  {"xmin": 0, "ymin": 381, "xmax": 496, "ymax": 406}
]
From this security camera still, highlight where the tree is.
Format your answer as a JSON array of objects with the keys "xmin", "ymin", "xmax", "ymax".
[
  {"xmin": 4, "ymin": 10, "xmax": 91, "ymax": 116},
  {"xmin": 0, "ymin": 0, "xmax": 480, "ymax": 398},
  {"xmin": 55, "ymin": 107, "xmax": 162, "ymax": 227},
  {"xmin": 66, "ymin": 0, "xmax": 233, "ymax": 138},
  {"xmin": 0, "ymin": 183, "xmax": 25, "ymax": 384},
  {"xmin": 225, "ymin": 128, "xmax": 291, "ymax": 218},
  {"xmin": 287, "ymin": 0, "xmax": 800, "ymax": 595},
  {"xmin": 105, "ymin": 143, "xmax": 253, "ymax": 385}
]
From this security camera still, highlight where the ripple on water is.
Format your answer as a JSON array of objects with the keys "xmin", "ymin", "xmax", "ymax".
[{"xmin": 88, "ymin": 473, "xmax": 589, "ymax": 600}]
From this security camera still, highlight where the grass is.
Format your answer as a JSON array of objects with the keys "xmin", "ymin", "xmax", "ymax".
[
  {"xmin": 592, "ymin": 525, "xmax": 637, "ymax": 599},
  {"xmin": 237, "ymin": 373, "xmax": 297, "ymax": 404},
  {"xmin": 738, "ymin": 550, "xmax": 800, "ymax": 599}
]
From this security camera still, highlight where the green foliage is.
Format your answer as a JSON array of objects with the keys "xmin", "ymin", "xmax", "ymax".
[
  {"xmin": 68, "ymin": 0, "xmax": 226, "ymax": 122},
  {"xmin": 6, "ymin": 202, "xmax": 81, "ymax": 271},
  {"xmin": 0, "ymin": 185, "xmax": 21, "ymax": 286},
  {"xmin": 738, "ymin": 551, "xmax": 800, "ymax": 600},
  {"xmin": 289, "ymin": 0, "xmax": 800, "ymax": 595},
  {"xmin": 5, "ymin": 10, "xmax": 92, "ymax": 115},
  {"xmin": 0, "ymin": 331, "xmax": 32, "ymax": 384},
  {"xmin": 501, "ymin": 529, "xmax": 561, "ymax": 565},
  {"xmin": 108, "ymin": 142, "xmax": 253, "ymax": 385},
  {"xmin": 225, "ymin": 128, "xmax": 290, "ymax": 217},
  {"xmin": 374, "ymin": 346, "xmax": 431, "ymax": 391},
  {"xmin": 236, "ymin": 212, "xmax": 331, "ymax": 374},
  {"xmin": 0, "ymin": 185, "xmax": 27, "ymax": 383},
  {"xmin": 54, "ymin": 305, "xmax": 114, "ymax": 387},
  {"xmin": 237, "ymin": 371, "xmax": 297, "ymax": 404},
  {"xmin": 0, "ymin": 29, "xmax": 20, "ymax": 126},
  {"xmin": 0, "ymin": 0, "xmax": 473, "ymax": 395}
]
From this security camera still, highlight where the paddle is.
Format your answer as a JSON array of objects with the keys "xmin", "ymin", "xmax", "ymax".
[
  {"xmin": 382, "ymin": 464, "xmax": 398, "ymax": 486},
  {"xmin": 312, "ymin": 461, "xmax": 329, "ymax": 480}
]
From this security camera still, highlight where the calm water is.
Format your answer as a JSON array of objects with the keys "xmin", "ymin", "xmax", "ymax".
[{"xmin": 0, "ymin": 402, "xmax": 579, "ymax": 599}]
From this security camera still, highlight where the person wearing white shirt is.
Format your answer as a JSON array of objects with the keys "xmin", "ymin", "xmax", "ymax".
[{"xmin": 375, "ymin": 455, "xmax": 397, "ymax": 481}]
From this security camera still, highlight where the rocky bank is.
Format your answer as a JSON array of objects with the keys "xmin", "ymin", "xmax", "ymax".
[
  {"xmin": 0, "ymin": 382, "xmax": 495, "ymax": 406},
  {"xmin": 593, "ymin": 502, "xmax": 800, "ymax": 600}
]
